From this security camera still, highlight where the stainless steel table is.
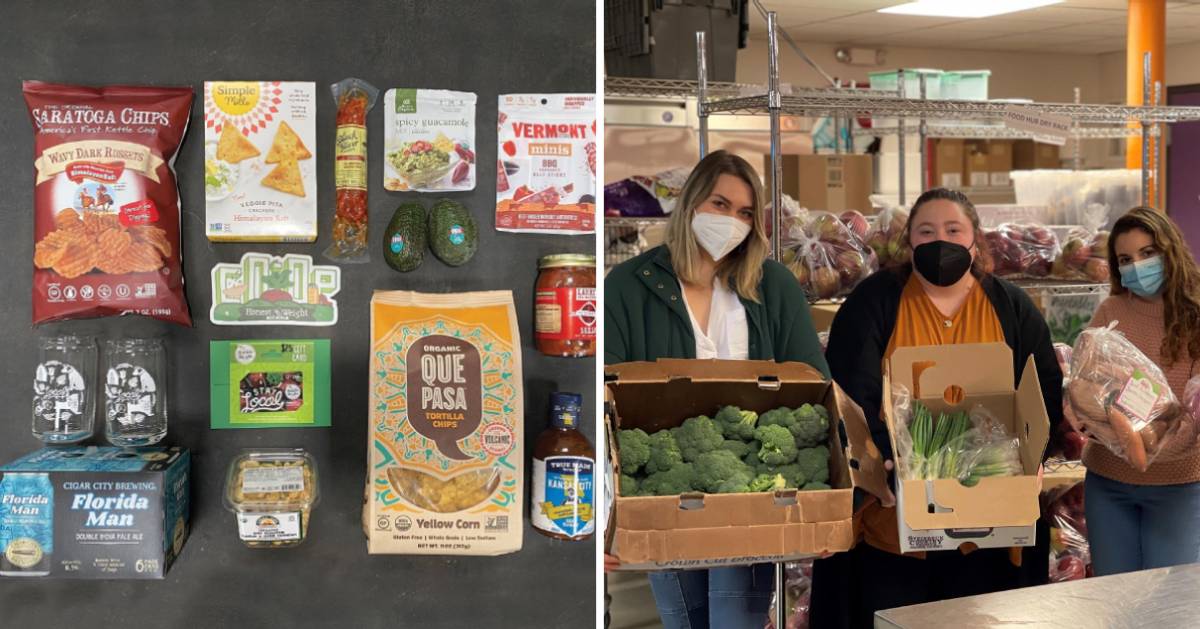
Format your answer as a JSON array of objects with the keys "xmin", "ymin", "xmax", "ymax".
[{"xmin": 876, "ymin": 563, "xmax": 1200, "ymax": 629}]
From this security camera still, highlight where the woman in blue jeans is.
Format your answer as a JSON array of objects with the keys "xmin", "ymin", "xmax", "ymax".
[
  {"xmin": 1070, "ymin": 208, "xmax": 1200, "ymax": 575},
  {"xmin": 604, "ymin": 151, "xmax": 827, "ymax": 628}
]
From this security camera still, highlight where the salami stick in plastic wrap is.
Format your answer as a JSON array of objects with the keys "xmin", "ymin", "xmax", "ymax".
[{"xmin": 324, "ymin": 78, "xmax": 378, "ymax": 263}]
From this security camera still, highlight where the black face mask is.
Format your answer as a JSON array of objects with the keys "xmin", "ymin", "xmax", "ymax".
[{"xmin": 912, "ymin": 240, "xmax": 973, "ymax": 287}]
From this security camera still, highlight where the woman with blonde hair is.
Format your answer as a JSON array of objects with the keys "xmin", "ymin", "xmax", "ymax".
[
  {"xmin": 1074, "ymin": 207, "xmax": 1200, "ymax": 576},
  {"xmin": 604, "ymin": 150, "xmax": 827, "ymax": 628}
]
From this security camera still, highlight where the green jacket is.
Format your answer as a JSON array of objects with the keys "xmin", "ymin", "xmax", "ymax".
[{"xmin": 604, "ymin": 245, "xmax": 830, "ymax": 377}]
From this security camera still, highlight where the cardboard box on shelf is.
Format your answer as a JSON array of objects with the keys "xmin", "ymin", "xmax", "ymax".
[
  {"xmin": 765, "ymin": 154, "xmax": 874, "ymax": 213},
  {"xmin": 881, "ymin": 343, "xmax": 1050, "ymax": 553},
  {"xmin": 965, "ymin": 140, "xmax": 990, "ymax": 188},
  {"xmin": 1013, "ymin": 140, "xmax": 1061, "ymax": 170},
  {"xmin": 604, "ymin": 359, "xmax": 888, "ymax": 571},
  {"xmin": 987, "ymin": 140, "xmax": 1014, "ymax": 187},
  {"xmin": 933, "ymin": 139, "xmax": 965, "ymax": 189}
]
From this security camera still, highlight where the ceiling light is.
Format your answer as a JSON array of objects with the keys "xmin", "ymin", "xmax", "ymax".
[{"xmin": 879, "ymin": 0, "xmax": 1063, "ymax": 18}]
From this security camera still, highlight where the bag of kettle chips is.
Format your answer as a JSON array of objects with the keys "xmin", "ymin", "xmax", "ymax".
[
  {"xmin": 209, "ymin": 340, "xmax": 331, "ymax": 429},
  {"xmin": 366, "ymin": 290, "xmax": 523, "ymax": 555}
]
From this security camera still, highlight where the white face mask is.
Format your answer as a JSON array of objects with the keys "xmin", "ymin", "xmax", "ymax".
[{"xmin": 692, "ymin": 212, "xmax": 751, "ymax": 261}]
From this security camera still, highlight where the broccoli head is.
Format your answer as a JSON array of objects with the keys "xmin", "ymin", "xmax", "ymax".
[
  {"xmin": 802, "ymin": 481, "xmax": 831, "ymax": 491},
  {"xmin": 796, "ymin": 445, "xmax": 831, "ymax": 485},
  {"xmin": 619, "ymin": 474, "xmax": 640, "ymax": 496},
  {"xmin": 742, "ymin": 440, "xmax": 762, "ymax": 467},
  {"xmin": 641, "ymin": 462, "xmax": 697, "ymax": 496},
  {"xmin": 714, "ymin": 405, "xmax": 759, "ymax": 441},
  {"xmin": 758, "ymin": 407, "xmax": 796, "ymax": 433},
  {"xmin": 793, "ymin": 403, "xmax": 831, "ymax": 448},
  {"xmin": 749, "ymin": 473, "xmax": 787, "ymax": 492},
  {"xmin": 758, "ymin": 462, "xmax": 805, "ymax": 488},
  {"xmin": 714, "ymin": 470, "xmax": 754, "ymax": 494},
  {"xmin": 617, "ymin": 428, "xmax": 651, "ymax": 474},
  {"xmin": 645, "ymin": 429, "xmax": 683, "ymax": 474},
  {"xmin": 755, "ymin": 424, "xmax": 799, "ymax": 466},
  {"xmin": 720, "ymin": 439, "xmax": 753, "ymax": 460},
  {"xmin": 675, "ymin": 415, "xmax": 724, "ymax": 462},
  {"xmin": 694, "ymin": 450, "xmax": 755, "ymax": 493}
]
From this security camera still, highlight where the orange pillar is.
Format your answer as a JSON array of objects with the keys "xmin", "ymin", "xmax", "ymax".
[{"xmin": 1127, "ymin": 0, "xmax": 1166, "ymax": 207}]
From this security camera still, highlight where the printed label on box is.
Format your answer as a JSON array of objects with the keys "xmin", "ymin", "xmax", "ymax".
[
  {"xmin": 241, "ymin": 467, "xmax": 305, "ymax": 494},
  {"xmin": 236, "ymin": 511, "xmax": 302, "ymax": 541}
]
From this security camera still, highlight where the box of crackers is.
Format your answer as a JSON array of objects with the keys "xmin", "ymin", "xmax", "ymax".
[{"xmin": 204, "ymin": 82, "xmax": 317, "ymax": 242}]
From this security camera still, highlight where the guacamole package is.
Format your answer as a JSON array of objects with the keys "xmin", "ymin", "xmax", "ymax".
[
  {"xmin": 366, "ymin": 290, "xmax": 523, "ymax": 555},
  {"xmin": 210, "ymin": 340, "xmax": 331, "ymax": 429},
  {"xmin": 383, "ymin": 89, "xmax": 476, "ymax": 192}
]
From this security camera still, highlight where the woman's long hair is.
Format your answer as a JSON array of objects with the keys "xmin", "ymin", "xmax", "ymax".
[
  {"xmin": 1108, "ymin": 207, "xmax": 1200, "ymax": 366},
  {"xmin": 665, "ymin": 150, "xmax": 770, "ymax": 302}
]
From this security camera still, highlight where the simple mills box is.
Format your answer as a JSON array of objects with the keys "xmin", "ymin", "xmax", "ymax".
[
  {"xmin": 882, "ymin": 343, "xmax": 1049, "ymax": 553},
  {"xmin": 604, "ymin": 359, "xmax": 886, "ymax": 571},
  {"xmin": 0, "ymin": 446, "xmax": 190, "ymax": 579}
]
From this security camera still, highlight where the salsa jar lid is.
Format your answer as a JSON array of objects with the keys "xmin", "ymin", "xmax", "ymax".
[{"xmin": 538, "ymin": 254, "xmax": 596, "ymax": 269}]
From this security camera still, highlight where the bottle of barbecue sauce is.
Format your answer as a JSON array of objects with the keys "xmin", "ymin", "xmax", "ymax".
[{"xmin": 532, "ymin": 392, "xmax": 595, "ymax": 541}]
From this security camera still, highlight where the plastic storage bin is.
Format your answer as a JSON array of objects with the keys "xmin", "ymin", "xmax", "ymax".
[
  {"xmin": 869, "ymin": 69, "xmax": 942, "ymax": 129},
  {"xmin": 942, "ymin": 70, "xmax": 991, "ymax": 101},
  {"xmin": 224, "ymin": 448, "xmax": 319, "ymax": 548},
  {"xmin": 868, "ymin": 69, "xmax": 943, "ymax": 99}
]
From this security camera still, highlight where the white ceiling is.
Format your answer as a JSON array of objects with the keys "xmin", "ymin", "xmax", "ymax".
[{"xmin": 750, "ymin": 0, "xmax": 1200, "ymax": 54}]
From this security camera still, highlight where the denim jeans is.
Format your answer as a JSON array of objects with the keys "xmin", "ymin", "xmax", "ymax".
[
  {"xmin": 648, "ymin": 564, "xmax": 774, "ymax": 629},
  {"xmin": 1085, "ymin": 470, "xmax": 1200, "ymax": 576}
]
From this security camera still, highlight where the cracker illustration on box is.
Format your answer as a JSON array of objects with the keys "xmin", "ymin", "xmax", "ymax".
[{"xmin": 210, "ymin": 253, "xmax": 340, "ymax": 326}]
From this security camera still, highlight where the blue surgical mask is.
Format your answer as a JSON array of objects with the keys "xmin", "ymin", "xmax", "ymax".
[{"xmin": 1119, "ymin": 256, "xmax": 1165, "ymax": 298}]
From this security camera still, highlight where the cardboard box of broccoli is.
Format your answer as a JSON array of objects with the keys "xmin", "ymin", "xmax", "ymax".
[
  {"xmin": 604, "ymin": 359, "xmax": 887, "ymax": 571},
  {"xmin": 882, "ymin": 342, "xmax": 1050, "ymax": 553}
]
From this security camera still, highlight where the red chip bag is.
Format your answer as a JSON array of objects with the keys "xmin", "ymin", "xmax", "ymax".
[{"xmin": 24, "ymin": 81, "xmax": 192, "ymax": 326}]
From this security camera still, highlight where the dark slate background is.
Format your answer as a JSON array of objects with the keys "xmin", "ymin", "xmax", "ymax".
[{"xmin": 0, "ymin": 1, "xmax": 598, "ymax": 627}]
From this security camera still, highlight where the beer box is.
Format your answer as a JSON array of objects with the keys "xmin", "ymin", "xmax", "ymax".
[{"xmin": 0, "ymin": 446, "xmax": 190, "ymax": 579}]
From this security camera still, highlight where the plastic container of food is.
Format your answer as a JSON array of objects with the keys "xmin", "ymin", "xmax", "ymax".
[{"xmin": 223, "ymin": 448, "xmax": 319, "ymax": 548}]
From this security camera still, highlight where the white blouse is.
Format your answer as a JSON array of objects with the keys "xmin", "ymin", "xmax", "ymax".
[{"xmin": 679, "ymin": 277, "xmax": 750, "ymax": 360}]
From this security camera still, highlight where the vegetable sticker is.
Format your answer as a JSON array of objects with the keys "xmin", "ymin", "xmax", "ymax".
[
  {"xmin": 1116, "ymin": 370, "xmax": 1163, "ymax": 425},
  {"xmin": 210, "ymin": 253, "xmax": 340, "ymax": 326}
]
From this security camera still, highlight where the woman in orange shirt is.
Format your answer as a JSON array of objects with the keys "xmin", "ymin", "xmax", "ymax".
[{"xmin": 809, "ymin": 188, "xmax": 1064, "ymax": 628}]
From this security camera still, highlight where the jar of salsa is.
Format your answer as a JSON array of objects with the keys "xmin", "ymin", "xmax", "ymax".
[{"xmin": 535, "ymin": 254, "xmax": 596, "ymax": 358}]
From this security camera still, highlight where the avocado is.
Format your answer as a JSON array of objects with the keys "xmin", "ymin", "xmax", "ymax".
[
  {"xmin": 383, "ymin": 202, "xmax": 427, "ymax": 272},
  {"xmin": 428, "ymin": 199, "xmax": 478, "ymax": 267}
]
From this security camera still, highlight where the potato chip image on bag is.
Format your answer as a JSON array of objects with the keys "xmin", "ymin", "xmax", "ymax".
[
  {"xmin": 24, "ymin": 81, "xmax": 192, "ymax": 326},
  {"xmin": 204, "ymin": 81, "xmax": 317, "ymax": 242},
  {"xmin": 367, "ymin": 290, "xmax": 523, "ymax": 556}
]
